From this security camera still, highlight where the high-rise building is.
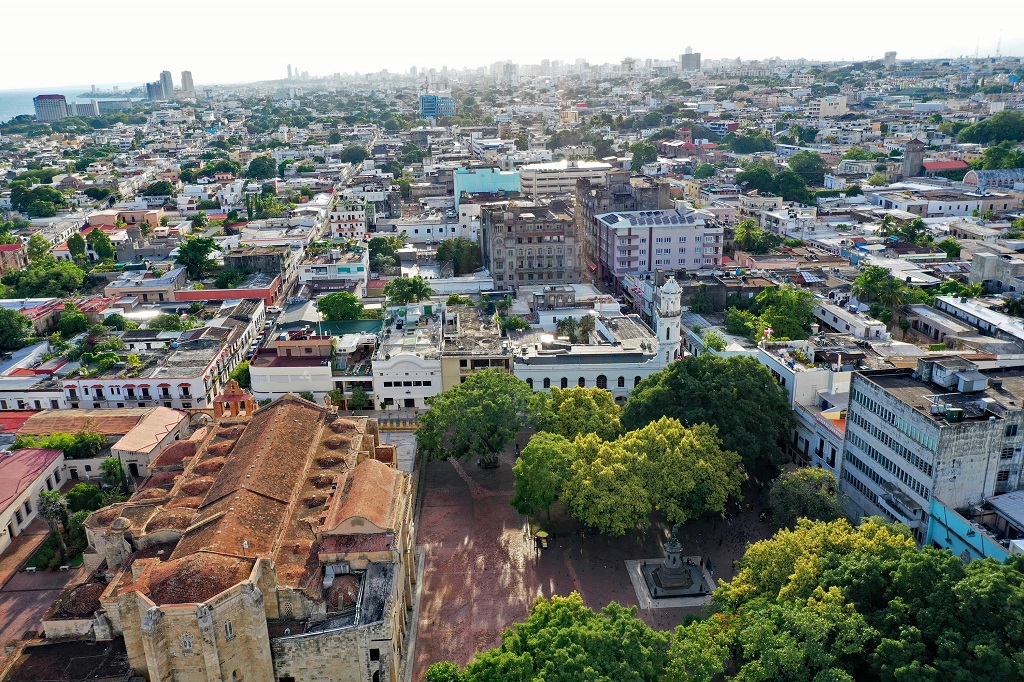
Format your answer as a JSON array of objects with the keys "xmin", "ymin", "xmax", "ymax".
[
  {"xmin": 160, "ymin": 70, "xmax": 174, "ymax": 99},
  {"xmin": 71, "ymin": 100, "xmax": 99, "ymax": 117},
  {"xmin": 33, "ymin": 94, "xmax": 70, "ymax": 122},
  {"xmin": 180, "ymin": 71, "xmax": 194, "ymax": 97},
  {"xmin": 883, "ymin": 51, "xmax": 897, "ymax": 66},
  {"xmin": 680, "ymin": 47, "xmax": 701, "ymax": 71},
  {"xmin": 418, "ymin": 93, "xmax": 456, "ymax": 119},
  {"xmin": 146, "ymin": 81, "xmax": 164, "ymax": 101},
  {"xmin": 480, "ymin": 200, "xmax": 582, "ymax": 287},
  {"xmin": 287, "ymin": 64, "xmax": 292, "ymax": 80}
]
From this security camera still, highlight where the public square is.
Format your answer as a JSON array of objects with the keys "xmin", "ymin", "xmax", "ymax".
[{"xmin": 411, "ymin": 439, "xmax": 777, "ymax": 678}]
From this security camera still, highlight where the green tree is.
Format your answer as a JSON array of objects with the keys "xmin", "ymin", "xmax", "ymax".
[
  {"xmin": 142, "ymin": 180, "xmax": 175, "ymax": 196},
  {"xmin": 65, "ymin": 483, "xmax": 105, "ymax": 513},
  {"xmin": 317, "ymin": 292, "xmax": 365, "ymax": 321},
  {"xmin": 531, "ymin": 386, "xmax": 622, "ymax": 441},
  {"xmin": 424, "ymin": 662, "xmax": 463, "ymax": 682},
  {"xmin": 0, "ymin": 308, "xmax": 31, "ymax": 351},
  {"xmin": 86, "ymin": 228, "xmax": 115, "ymax": 261},
  {"xmin": 417, "ymin": 369, "xmax": 534, "ymax": 466},
  {"xmin": 67, "ymin": 233, "xmax": 86, "ymax": 259},
  {"xmin": 38, "ymin": 490, "xmax": 68, "ymax": 555},
  {"xmin": 100, "ymin": 457, "xmax": 129, "ymax": 494},
  {"xmin": 339, "ymin": 146, "xmax": 369, "ymax": 164},
  {"xmin": 2, "ymin": 259, "xmax": 86, "ymax": 298},
  {"xmin": 435, "ymin": 237, "xmax": 482, "ymax": 276},
  {"xmin": 788, "ymin": 151, "xmax": 830, "ymax": 186},
  {"xmin": 622, "ymin": 355, "xmax": 792, "ymax": 469},
  {"xmin": 57, "ymin": 303, "xmax": 89, "ymax": 338},
  {"xmin": 462, "ymin": 594, "xmax": 668, "ymax": 681},
  {"xmin": 629, "ymin": 141, "xmax": 658, "ymax": 166},
  {"xmin": 383, "ymin": 276, "xmax": 433, "ymax": 304},
  {"xmin": 692, "ymin": 163, "xmax": 715, "ymax": 179},
  {"xmin": 735, "ymin": 165, "xmax": 775, "ymax": 193},
  {"xmin": 768, "ymin": 468, "xmax": 845, "ymax": 529},
  {"xmin": 327, "ymin": 131, "xmax": 342, "ymax": 145},
  {"xmin": 229, "ymin": 360, "xmax": 251, "ymax": 388},
  {"xmin": 937, "ymin": 237, "xmax": 961, "ymax": 259},
  {"xmin": 147, "ymin": 313, "xmax": 191, "ymax": 331},
  {"xmin": 957, "ymin": 109, "xmax": 1024, "ymax": 144},
  {"xmin": 28, "ymin": 233, "xmax": 54, "ymax": 263},
  {"xmin": 246, "ymin": 155, "xmax": 277, "ymax": 179},
  {"xmin": 867, "ymin": 172, "xmax": 888, "ymax": 186},
  {"xmin": 346, "ymin": 383, "xmax": 371, "ymax": 410},
  {"xmin": 852, "ymin": 265, "xmax": 905, "ymax": 309},
  {"xmin": 175, "ymin": 236, "xmax": 220, "ymax": 279},
  {"xmin": 511, "ymin": 432, "xmax": 574, "ymax": 517},
  {"xmin": 771, "ymin": 169, "xmax": 811, "ymax": 203}
]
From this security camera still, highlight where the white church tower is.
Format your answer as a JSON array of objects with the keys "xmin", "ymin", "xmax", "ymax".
[{"xmin": 655, "ymin": 276, "xmax": 682, "ymax": 365}]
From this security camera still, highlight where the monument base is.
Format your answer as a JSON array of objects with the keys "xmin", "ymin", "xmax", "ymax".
[{"xmin": 625, "ymin": 556, "xmax": 714, "ymax": 609}]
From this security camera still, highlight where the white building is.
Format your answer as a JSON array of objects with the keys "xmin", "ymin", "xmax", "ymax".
[
  {"xmin": 510, "ymin": 278, "xmax": 682, "ymax": 400},
  {"xmin": 519, "ymin": 160, "xmax": 613, "ymax": 195},
  {"xmin": 0, "ymin": 448, "xmax": 65, "ymax": 555},
  {"xmin": 807, "ymin": 96, "xmax": 848, "ymax": 119},
  {"xmin": 813, "ymin": 301, "xmax": 889, "ymax": 341},
  {"xmin": 329, "ymin": 198, "xmax": 371, "ymax": 238},
  {"xmin": 372, "ymin": 302, "xmax": 443, "ymax": 409}
]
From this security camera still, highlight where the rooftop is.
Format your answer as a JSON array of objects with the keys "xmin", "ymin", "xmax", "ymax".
[
  {"xmin": 0, "ymin": 448, "xmax": 61, "ymax": 510},
  {"xmin": 442, "ymin": 307, "xmax": 507, "ymax": 356}
]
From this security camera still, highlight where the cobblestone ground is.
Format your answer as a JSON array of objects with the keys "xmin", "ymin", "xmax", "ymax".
[{"xmin": 412, "ymin": 439, "xmax": 778, "ymax": 678}]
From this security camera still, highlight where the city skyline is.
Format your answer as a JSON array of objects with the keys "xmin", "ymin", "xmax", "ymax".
[{"xmin": 2, "ymin": 0, "xmax": 1022, "ymax": 90}]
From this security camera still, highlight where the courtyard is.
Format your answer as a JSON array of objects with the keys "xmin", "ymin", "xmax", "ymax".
[{"xmin": 411, "ymin": 438, "xmax": 777, "ymax": 678}]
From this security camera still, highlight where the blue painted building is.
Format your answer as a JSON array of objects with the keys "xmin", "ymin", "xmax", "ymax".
[
  {"xmin": 453, "ymin": 168, "xmax": 520, "ymax": 208},
  {"xmin": 926, "ymin": 496, "xmax": 1015, "ymax": 562},
  {"xmin": 419, "ymin": 94, "xmax": 456, "ymax": 119}
]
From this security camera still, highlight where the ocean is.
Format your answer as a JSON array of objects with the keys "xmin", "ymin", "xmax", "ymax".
[{"xmin": 0, "ymin": 84, "xmax": 145, "ymax": 124}]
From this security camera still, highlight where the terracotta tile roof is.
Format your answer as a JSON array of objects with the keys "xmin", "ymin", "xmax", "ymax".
[
  {"xmin": 323, "ymin": 458, "xmax": 402, "ymax": 534},
  {"xmin": 148, "ymin": 440, "xmax": 197, "ymax": 469},
  {"xmin": 0, "ymin": 411, "xmax": 37, "ymax": 433},
  {"xmin": 923, "ymin": 160, "xmax": 969, "ymax": 171},
  {"xmin": 144, "ymin": 552, "xmax": 255, "ymax": 605},
  {"xmin": 17, "ymin": 408, "xmax": 151, "ymax": 437},
  {"xmin": 111, "ymin": 407, "xmax": 186, "ymax": 455},
  {"xmin": 0, "ymin": 448, "xmax": 62, "ymax": 510}
]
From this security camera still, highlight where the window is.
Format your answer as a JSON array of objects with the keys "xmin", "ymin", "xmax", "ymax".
[
  {"xmin": 370, "ymin": 648, "xmax": 380, "ymax": 662},
  {"xmin": 596, "ymin": 375, "xmax": 607, "ymax": 389},
  {"xmin": 1007, "ymin": 424, "xmax": 1019, "ymax": 438},
  {"xmin": 560, "ymin": 377, "xmax": 568, "ymax": 389},
  {"xmin": 634, "ymin": 376, "xmax": 642, "ymax": 388},
  {"xmin": 618, "ymin": 376, "xmax": 625, "ymax": 388},
  {"xmin": 543, "ymin": 378, "xmax": 550, "ymax": 389},
  {"xmin": 84, "ymin": 465, "xmax": 92, "ymax": 472},
  {"xmin": 181, "ymin": 633, "xmax": 194, "ymax": 652},
  {"xmin": 23, "ymin": 500, "xmax": 32, "ymax": 515},
  {"xmin": 225, "ymin": 620, "xmax": 234, "ymax": 641},
  {"xmin": 526, "ymin": 378, "xmax": 534, "ymax": 389},
  {"xmin": 997, "ymin": 470, "xmax": 1011, "ymax": 482},
  {"xmin": 578, "ymin": 377, "xmax": 586, "ymax": 387},
  {"xmin": 1001, "ymin": 447, "xmax": 1015, "ymax": 460},
  {"xmin": 14, "ymin": 509, "xmax": 22, "ymax": 524}
]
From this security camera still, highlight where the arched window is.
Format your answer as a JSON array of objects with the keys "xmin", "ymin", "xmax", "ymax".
[
  {"xmin": 666, "ymin": 327, "xmax": 671, "ymax": 340},
  {"xmin": 543, "ymin": 377, "xmax": 551, "ymax": 389},
  {"xmin": 526, "ymin": 378, "xmax": 534, "ymax": 389},
  {"xmin": 617, "ymin": 376, "xmax": 625, "ymax": 388},
  {"xmin": 596, "ymin": 375, "xmax": 607, "ymax": 389},
  {"xmin": 181, "ymin": 633, "xmax": 194, "ymax": 652},
  {"xmin": 560, "ymin": 377, "xmax": 568, "ymax": 389},
  {"xmin": 634, "ymin": 376, "xmax": 642, "ymax": 387},
  {"xmin": 225, "ymin": 620, "xmax": 234, "ymax": 641},
  {"xmin": 578, "ymin": 377, "xmax": 586, "ymax": 387}
]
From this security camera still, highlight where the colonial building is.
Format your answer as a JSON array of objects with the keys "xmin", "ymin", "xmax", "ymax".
[
  {"xmin": 85, "ymin": 394, "xmax": 415, "ymax": 682},
  {"xmin": 480, "ymin": 200, "xmax": 582, "ymax": 289}
]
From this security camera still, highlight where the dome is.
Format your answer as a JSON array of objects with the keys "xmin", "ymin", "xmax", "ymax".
[{"xmin": 661, "ymin": 277, "xmax": 681, "ymax": 295}]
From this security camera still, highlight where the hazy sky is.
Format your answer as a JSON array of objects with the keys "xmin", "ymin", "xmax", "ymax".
[{"xmin": 2, "ymin": 0, "xmax": 1022, "ymax": 91}]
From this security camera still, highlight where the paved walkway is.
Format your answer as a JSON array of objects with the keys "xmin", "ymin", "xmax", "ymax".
[
  {"xmin": 0, "ymin": 518, "xmax": 50, "ymax": 590},
  {"xmin": 412, "ymin": 440, "xmax": 778, "ymax": 676}
]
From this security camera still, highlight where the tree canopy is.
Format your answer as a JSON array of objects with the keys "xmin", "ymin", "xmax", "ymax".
[
  {"xmin": 383, "ymin": 276, "xmax": 433, "ymax": 304},
  {"xmin": 768, "ymin": 468, "xmax": 845, "ymax": 529},
  {"xmin": 175, "ymin": 237, "xmax": 220, "ymax": 279},
  {"xmin": 957, "ymin": 109, "xmax": 1024, "ymax": 145},
  {"xmin": 435, "ymin": 238, "xmax": 482, "ymax": 276},
  {"xmin": 787, "ymin": 150, "xmax": 830, "ymax": 186},
  {"xmin": 418, "ymin": 369, "xmax": 534, "ymax": 465},
  {"xmin": 622, "ymin": 355, "xmax": 792, "ymax": 469},
  {"xmin": 246, "ymin": 155, "xmax": 277, "ymax": 180},
  {"xmin": 0, "ymin": 308, "xmax": 32, "ymax": 351},
  {"xmin": 316, "ymin": 291, "xmax": 366, "ymax": 321},
  {"xmin": 531, "ymin": 386, "xmax": 622, "ymax": 441},
  {"xmin": 435, "ymin": 517, "xmax": 1024, "ymax": 681}
]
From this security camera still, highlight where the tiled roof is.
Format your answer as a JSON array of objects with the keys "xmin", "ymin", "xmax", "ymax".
[
  {"xmin": 144, "ymin": 551, "xmax": 255, "ymax": 605},
  {"xmin": 323, "ymin": 458, "xmax": 402, "ymax": 533},
  {"xmin": 111, "ymin": 407, "xmax": 186, "ymax": 454},
  {"xmin": 0, "ymin": 448, "xmax": 62, "ymax": 510},
  {"xmin": 17, "ymin": 408, "xmax": 151, "ymax": 437}
]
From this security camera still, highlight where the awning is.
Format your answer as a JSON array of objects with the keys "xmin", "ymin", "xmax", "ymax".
[
  {"xmin": 587, "ymin": 262, "xmax": 597, "ymax": 272},
  {"xmin": 157, "ymin": 383, "xmax": 171, "ymax": 388}
]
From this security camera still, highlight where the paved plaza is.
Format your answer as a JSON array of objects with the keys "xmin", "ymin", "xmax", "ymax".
[{"xmin": 412, "ymin": 439, "xmax": 777, "ymax": 678}]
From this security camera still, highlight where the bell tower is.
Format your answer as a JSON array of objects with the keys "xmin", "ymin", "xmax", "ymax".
[{"xmin": 656, "ymin": 277, "xmax": 682, "ymax": 364}]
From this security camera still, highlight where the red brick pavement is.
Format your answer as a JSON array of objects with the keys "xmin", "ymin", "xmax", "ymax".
[{"xmin": 412, "ymin": 443, "xmax": 776, "ymax": 679}]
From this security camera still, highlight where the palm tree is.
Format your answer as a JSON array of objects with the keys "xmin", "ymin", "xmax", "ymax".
[
  {"xmin": 408, "ymin": 276, "xmax": 434, "ymax": 303},
  {"xmin": 878, "ymin": 215, "xmax": 895, "ymax": 237},
  {"xmin": 734, "ymin": 219, "xmax": 758, "ymax": 251},
  {"xmin": 877, "ymin": 276, "xmax": 906, "ymax": 309},
  {"xmin": 556, "ymin": 317, "xmax": 580, "ymax": 343},
  {"xmin": 38, "ymin": 490, "xmax": 68, "ymax": 555}
]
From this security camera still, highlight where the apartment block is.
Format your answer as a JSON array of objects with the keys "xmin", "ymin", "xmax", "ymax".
[{"xmin": 480, "ymin": 200, "xmax": 582, "ymax": 288}]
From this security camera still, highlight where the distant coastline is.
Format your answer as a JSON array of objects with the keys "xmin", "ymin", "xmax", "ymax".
[{"xmin": 0, "ymin": 83, "xmax": 143, "ymax": 124}]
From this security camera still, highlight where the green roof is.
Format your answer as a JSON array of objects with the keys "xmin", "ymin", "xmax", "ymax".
[{"xmin": 317, "ymin": 319, "xmax": 384, "ymax": 336}]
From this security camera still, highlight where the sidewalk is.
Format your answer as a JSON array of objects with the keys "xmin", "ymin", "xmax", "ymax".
[{"xmin": 0, "ymin": 518, "xmax": 49, "ymax": 590}]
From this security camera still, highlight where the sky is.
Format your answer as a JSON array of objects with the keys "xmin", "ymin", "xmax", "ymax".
[{"xmin": 2, "ymin": 0, "xmax": 1022, "ymax": 91}]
